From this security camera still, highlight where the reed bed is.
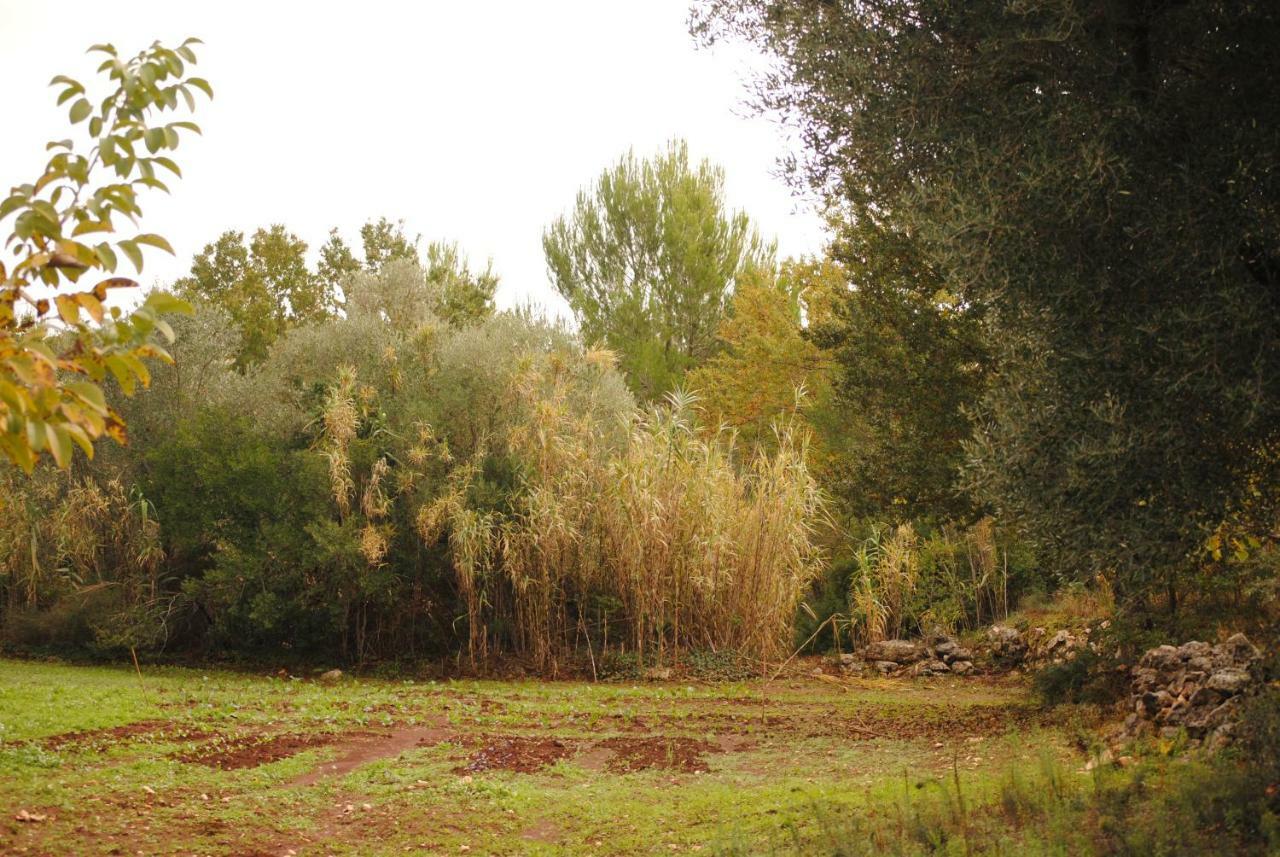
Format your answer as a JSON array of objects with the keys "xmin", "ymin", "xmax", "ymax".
[{"xmin": 425, "ymin": 350, "xmax": 826, "ymax": 671}]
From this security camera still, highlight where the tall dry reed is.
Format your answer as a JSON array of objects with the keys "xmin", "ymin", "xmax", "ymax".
[{"xmin": 424, "ymin": 349, "xmax": 826, "ymax": 671}]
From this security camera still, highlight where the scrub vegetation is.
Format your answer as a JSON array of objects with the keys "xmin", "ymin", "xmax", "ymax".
[{"xmin": 3, "ymin": 4, "xmax": 1279, "ymax": 852}]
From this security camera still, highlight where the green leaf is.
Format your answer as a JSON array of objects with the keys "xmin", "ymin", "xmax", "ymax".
[
  {"xmin": 0, "ymin": 195, "xmax": 26, "ymax": 220},
  {"xmin": 96, "ymin": 242, "xmax": 118, "ymax": 271},
  {"xmin": 134, "ymin": 233, "xmax": 174, "ymax": 254},
  {"xmin": 118, "ymin": 239, "xmax": 143, "ymax": 272},
  {"xmin": 142, "ymin": 291, "xmax": 192, "ymax": 316},
  {"xmin": 154, "ymin": 317, "xmax": 175, "ymax": 343},
  {"xmin": 144, "ymin": 127, "xmax": 165, "ymax": 153},
  {"xmin": 45, "ymin": 423, "xmax": 73, "ymax": 469},
  {"xmin": 69, "ymin": 98, "xmax": 92, "ymax": 124},
  {"xmin": 187, "ymin": 77, "xmax": 214, "ymax": 99},
  {"xmin": 67, "ymin": 381, "xmax": 108, "ymax": 414},
  {"xmin": 103, "ymin": 353, "xmax": 137, "ymax": 395},
  {"xmin": 152, "ymin": 156, "xmax": 182, "ymax": 178},
  {"xmin": 64, "ymin": 423, "xmax": 96, "ymax": 458}
]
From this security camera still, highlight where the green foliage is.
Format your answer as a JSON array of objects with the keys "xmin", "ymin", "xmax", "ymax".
[
  {"xmin": 359, "ymin": 216, "xmax": 419, "ymax": 272},
  {"xmin": 695, "ymin": 0, "xmax": 1280, "ymax": 629},
  {"xmin": 174, "ymin": 225, "xmax": 336, "ymax": 367},
  {"xmin": 544, "ymin": 139, "xmax": 775, "ymax": 400},
  {"xmin": 687, "ymin": 262, "xmax": 833, "ymax": 454},
  {"xmin": 317, "ymin": 227, "xmax": 362, "ymax": 296},
  {"xmin": 807, "ymin": 223, "xmax": 989, "ymax": 522},
  {"xmin": 0, "ymin": 39, "xmax": 209, "ymax": 471},
  {"xmin": 425, "ymin": 240, "xmax": 498, "ymax": 328},
  {"xmin": 842, "ymin": 519, "xmax": 1032, "ymax": 646},
  {"xmin": 0, "ymin": 472, "xmax": 168, "ymax": 654},
  {"xmin": 1033, "ymin": 649, "xmax": 1125, "ymax": 707}
]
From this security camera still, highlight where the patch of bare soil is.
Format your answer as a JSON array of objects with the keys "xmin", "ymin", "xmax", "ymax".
[
  {"xmin": 521, "ymin": 819, "xmax": 563, "ymax": 843},
  {"xmin": 174, "ymin": 732, "xmax": 359, "ymax": 770},
  {"xmin": 33, "ymin": 720, "xmax": 212, "ymax": 751},
  {"xmin": 543, "ymin": 701, "xmax": 1045, "ymax": 744},
  {"xmin": 598, "ymin": 736, "xmax": 720, "ymax": 773},
  {"xmin": 288, "ymin": 723, "xmax": 455, "ymax": 786},
  {"xmin": 455, "ymin": 735, "xmax": 576, "ymax": 774}
]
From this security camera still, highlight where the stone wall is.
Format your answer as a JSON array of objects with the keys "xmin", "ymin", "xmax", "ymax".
[{"xmin": 1122, "ymin": 634, "xmax": 1262, "ymax": 747}]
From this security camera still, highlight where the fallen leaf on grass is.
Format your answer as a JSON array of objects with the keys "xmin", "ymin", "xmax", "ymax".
[{"xmin": 15, "ymin": 809, "xmax": 48, "ymax": 823}]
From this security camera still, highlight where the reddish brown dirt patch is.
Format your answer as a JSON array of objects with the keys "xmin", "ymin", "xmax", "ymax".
[
  {"xmin": 455, "ymin": 735, "xmax": 575, "ymax": 774},
  {"xmin": 599, "ymin": 736, "xmax": 720, "ymax": 774},
  {"xmin": 573, "ymin": 744, "xmax": 615, "ymax": 772},
  {"xmin": 33, "ymin": 720, "xmax": 211, "ymax": 751},
  {"xmin": 288, "ymin": 723, "xmax": 454, "ymax": 786},
  {"xmin": 174, "ymin": 732, "xmax": 361, "ymax": 770}
]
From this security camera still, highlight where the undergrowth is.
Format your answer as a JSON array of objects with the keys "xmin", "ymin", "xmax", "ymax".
[{"xmin": 722, "ymin": 688, "xmax": 1280, "ymax": 856}]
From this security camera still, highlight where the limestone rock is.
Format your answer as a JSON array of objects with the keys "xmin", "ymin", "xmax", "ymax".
[
  {"xmin": 864, "ymin": 639, "xmax": 923, "ymax": 664},
  {"xmin": 987, "ymin": 625, "xmax": 1028, "ymax": 665},
  {"xmin": 1121, "ymin": 633, "xmax": 1262, "ymax": 745},
  {"xmin": 1206, "ymin": 668, "xmax": 1251, "ymax": 694}
]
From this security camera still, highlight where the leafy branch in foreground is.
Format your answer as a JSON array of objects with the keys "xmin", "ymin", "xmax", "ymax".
[{"xmin": 0, "ymin": 38, "xmax": 211, "ymax": 472}]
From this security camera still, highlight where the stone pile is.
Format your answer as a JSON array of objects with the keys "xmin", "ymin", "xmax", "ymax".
[
  {"xmin": 854, "ymin": 635, "xmax": 975, "ymax": 676},
  {"xmin": 986, "ymin": 622, "xmax": 1101, "ymax": 669},
  {"xmin": 1123, "ymin": 633, "xmax": 1262, "ymax": 746},
  {"xmin": 987, "ymin": 625, "xmax": 1028, "ymax": 666}
]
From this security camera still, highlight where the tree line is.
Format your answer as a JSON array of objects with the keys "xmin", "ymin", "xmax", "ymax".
[{"xmin": 4, "ymin": 5, "xmax": 1278, "ymax": 668}]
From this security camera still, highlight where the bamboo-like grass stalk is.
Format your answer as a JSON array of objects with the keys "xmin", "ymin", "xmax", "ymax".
[{"xmin": 422, "ymin": 350, "xmax": 826, "ymax": 671}]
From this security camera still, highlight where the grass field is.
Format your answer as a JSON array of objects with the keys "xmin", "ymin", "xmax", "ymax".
[{"xmin": 0, "ymin": 659, "xmax": 1094, "ymax": 856}]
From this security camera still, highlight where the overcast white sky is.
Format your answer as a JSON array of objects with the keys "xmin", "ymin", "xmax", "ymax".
[{"xmin": 0, "ymin": 1, "xmax": 827, "ymax": 315}]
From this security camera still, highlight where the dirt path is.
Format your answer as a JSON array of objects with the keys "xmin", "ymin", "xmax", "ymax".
[{"xmin": 288, "ymin": 720, "xmax": 454, "ymax": 786}]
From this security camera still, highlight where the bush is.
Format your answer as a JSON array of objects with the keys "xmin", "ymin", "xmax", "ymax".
[
  {"xmin": 844, "ymin": 519, "xmax": 1036, "ymax": 646},
  {"xmin": 1032, "ymin": 648, "xmax": 1127, "ymax": 707}
]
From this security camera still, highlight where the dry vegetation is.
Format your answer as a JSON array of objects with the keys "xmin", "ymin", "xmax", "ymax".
[{"xmin": 421, "ymin": 353, "xmax": 825, "ymax": 672}]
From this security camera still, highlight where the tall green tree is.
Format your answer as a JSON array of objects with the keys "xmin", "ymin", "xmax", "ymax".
[
  {"xmin": 424, "ymin": 240, "xmax": 498, "ymax": 328},
  {"xmin": 175, "ymin": 225, "xmax": 334, "ymax": 368},
  {"xmin": 317, "ymin": 227, "xmax": 361, "ymax": 299},
  {"xmin": 360, "ymin": 217, "xmax": 419, "ymax": 272},
  {"xmin": 808, "ymin": 222, "xmax": 989, "ymax": 523},
  {"xmin": 694, "ymin": 1, "xmax": 1280, "ymax": 618},
  {"xmin": 543, "ymin": 139, "xmax": 774, "ymax": 400},
  {"xmin": 686, "ymin": 260, "xmax": 834, "ymax": 454}
]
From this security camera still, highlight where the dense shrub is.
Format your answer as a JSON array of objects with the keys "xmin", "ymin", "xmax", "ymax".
[
  {"xmin": 0, "ymin": 260, "xmax": 824, "ymax": 669},
  {"xmin": 844, "ymin": 519, "xmax": 1036, "ymax": 646}
]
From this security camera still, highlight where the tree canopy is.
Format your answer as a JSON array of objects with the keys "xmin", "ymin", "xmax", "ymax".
[
  {"xmin": 174, "ymin": 225, "xmax": 335, "ymax": 368},
  {"xmin": 695, "ymin": 0, "xmax": 1280, "ymax": 616},
  {"xmin": 544, "ymin": 139, "xmax": 774, "ymax": 400}
]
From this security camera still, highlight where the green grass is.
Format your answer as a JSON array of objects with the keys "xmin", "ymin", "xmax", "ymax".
[{"xmin": 0, "ymin": 659, "xmax": 1090, "ymax": 855}]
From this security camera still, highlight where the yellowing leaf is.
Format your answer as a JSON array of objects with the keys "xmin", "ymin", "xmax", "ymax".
[{"xmin": 54, "ymin": 295, "xmax": 81, "ymax": 325}]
